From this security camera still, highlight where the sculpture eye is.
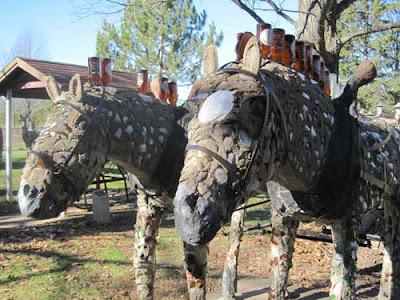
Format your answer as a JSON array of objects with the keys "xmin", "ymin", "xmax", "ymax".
[{"xmin": 198, "ymin": 90, "xmax": 235, "ymax": 123}]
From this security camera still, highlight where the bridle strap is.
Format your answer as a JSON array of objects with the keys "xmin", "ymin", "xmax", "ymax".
[
  {"xmin": 185, "ymin": 144, "xmax": 239, "ymax": 181},
  {"xmin": 29, "ymin": 89, "xmax": 107, "ymax": 191}
]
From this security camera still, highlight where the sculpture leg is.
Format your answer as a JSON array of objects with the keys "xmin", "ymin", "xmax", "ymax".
[
  {"xmin": 329, "ymin": 218, "xmax": 358, "ymax": 300},
  {"xmin": 133, "ymin": 192, "xmax": 165, "ymax": 300},
  {"xmin": 378, "ymin": 199, "xmax": 400, "ymax": 299},
  {"xmin": 268, "ymin": 209, "xmax": 298, "ymax": 299},
  {"xmin": 267, "ymin": 181, "xmax": 299, "ymax": 299},
  {"xmin": 221, "ymin": 207, "xmax": 246, "ymax": 299},
  {"xmin": 183, "ymin": 243, "xmax": 208, "ymax": 300}
]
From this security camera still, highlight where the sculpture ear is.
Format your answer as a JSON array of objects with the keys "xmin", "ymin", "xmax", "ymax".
[
  {"xmin": 203, "ymin": 44, "xmax": 218, "ymax": 76},
  {"xmin": 45, "ymin": 76, "xmax": 61, "ymax": 102},
  {"xmin": 69, "ymin": 74, "xmax": 84, "ymax": 101},
  {"xmin": 242, "ymin": 36, "xmax": 261, "ymax": 75}
]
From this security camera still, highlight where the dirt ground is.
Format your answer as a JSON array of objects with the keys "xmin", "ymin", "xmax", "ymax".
[{"xmin": 0, "ymin": 204, "xmax": 383, "ymax": 299}]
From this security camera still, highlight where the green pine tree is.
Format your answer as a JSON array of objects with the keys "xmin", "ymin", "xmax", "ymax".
[
  {"xmin": 338, "ymin": 0, "xmax": 400, "ymax": 114},
  {"xmin": 96, "ymin": 0, "xmax": 223, "ymax": 83}
]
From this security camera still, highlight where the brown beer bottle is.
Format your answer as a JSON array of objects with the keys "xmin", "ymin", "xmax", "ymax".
[
  {"xmin": 270, "ymin": 28, "xmax": 285, "ymax": 63},
  {"xmin": 257, "ymin": 23, "xmax": 272, "ymax": 59},
  {"xmin": 101, "ymin": 58, "xmax": 112, "ymax": 87},
  {"xmin": 282, "ymin": 34, "xmax": 295, "ymax": 67},
  {"xmin": 310, "ymin": 54, "xmax": 321, "ymax": 82},
  {"xmin": 160, "ymin": 77, "xmax": 169, "ymax": 102},
  {"xmin": 293, "ymin": 41, "xmax": 305, "ymax": 72},
  {"xmin": 304, "ymin": 43, "xmax": 313, "ymax": 77},
  {"xmin": 324, "ymin": 69, "xmax": 331, "ymax": 96},
  {"xmin": 88, "ymin": 57, "xmax": 101, "ymax": 86},
  {"xmin": 319, "ymin": 61, "xmax": 326, "ymax": 90},
  {"xmin": 137, "ymin": 70, "xmax": 148, "ymax": 94},
  {"xmin": 168, "ymin": 81, "xmax": 178, "ymax": 106}
]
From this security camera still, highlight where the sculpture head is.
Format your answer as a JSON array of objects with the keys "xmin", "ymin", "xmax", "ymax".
[
  {"xmin": 174, "ymin": 38, "xmax": 270, "ymax": 245},
  {"xmin": 18, "ymin": 75, "xmax": 107, "ymax": 219}
]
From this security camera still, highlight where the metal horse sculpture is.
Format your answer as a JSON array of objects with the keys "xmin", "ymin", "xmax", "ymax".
[
  {"xmin": 18, "ymin": 75, "xmax": 187, "ymax": 299},
  {"xmin": 174, "ymin": 37, "xmax": 399, "ymax": 299}
]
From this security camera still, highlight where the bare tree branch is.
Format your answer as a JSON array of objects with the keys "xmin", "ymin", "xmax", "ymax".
[
  {"xmin": 340, "ymin": 22, "xmax": 400, "ymax": 46},
  {"xmin": 264, "ymin": 0, "xmax": 296, "ymax": 25},
  {"xmin": 231, "ymin": 0, "xmax": 266, "ymax": 24}
]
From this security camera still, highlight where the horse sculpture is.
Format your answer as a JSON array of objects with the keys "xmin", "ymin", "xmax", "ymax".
[
  {"xmin": 174, "ymin": 37, "xmax": 399, "ymax": 299},
  {"xmin": 18, "ymin": 74, "xmax": 187, "ymax": 299}
]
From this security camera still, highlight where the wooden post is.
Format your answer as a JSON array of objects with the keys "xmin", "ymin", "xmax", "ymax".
[{"xmin": 6, "ymin": 89, "xmax": 13, "ymax": 203}]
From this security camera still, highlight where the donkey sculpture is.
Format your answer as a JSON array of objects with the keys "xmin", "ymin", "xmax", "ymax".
[
  {"xmin": 18, "ymin": 71, "xmax": 247, "ymax": 300},
  {"xmin": 18, "ymin": 75, "xmax": 187, "ymax": 299},
  {"xmin": 174, "ymin": 37, "xmax": 399, "ymax": 299}
]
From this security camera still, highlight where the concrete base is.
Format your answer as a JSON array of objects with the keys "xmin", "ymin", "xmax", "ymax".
[
  {"xmin": 207, "ymin": 276, "xmax": 329, "ymax": 300},
  {"xmin": 92, "ymin": 190, "xmax": 111, "ymax": 223}
]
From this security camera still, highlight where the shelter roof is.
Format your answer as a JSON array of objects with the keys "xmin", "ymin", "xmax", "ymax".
[{"xmin": 0, "ymin": 57, "xmax": 147, "ymax": 99}]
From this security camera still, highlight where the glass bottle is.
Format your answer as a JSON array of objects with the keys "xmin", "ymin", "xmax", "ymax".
[
  {"xmin": 304, "ymin": 43, "xmax": 313, "ymax": 77},
  {"xmin": 88, "ymin": 57, "xmax": 101, "ymax": 86},
  {"xmin": 137, "ymin": 70, "xmax": 148, "ymax": 94},
  {"xmin": 319, "ymin": 61, "xmax": 326, "ymax": 90},
  {"xmin": 101, "ymin": 58, "xmax": 112, "ymax": 87},
  {"xmin": 293, "ymin": 41, "xmax": 305, "ymax": 72},
  {"xmin": 282, "ymin": 34, "xmax": 295, "ymax": 67},
  {"xmin": 324, "ymin": 69, "xmax": 331, "ymax": 96},
  {"xmin": 270, "ymin": 28, "xmax": 285, "ymax": 63},
  {"xmin": 168, "ymin": 81, "xmax": 178, "ymax": 106},
  {"xmin": 236, "ymin": 32, "xmax": 254, "ymax": 61},
  {"xmin": 160, "ymin": 77, "xmax": 169, "ymax": 102},
  {"xmin": 311, "ymin": 54, "xmax": 321, "ymax": 83},
  {"xmin": 257, "ymin": 23, "xmax": 272, "ymax": 59}
]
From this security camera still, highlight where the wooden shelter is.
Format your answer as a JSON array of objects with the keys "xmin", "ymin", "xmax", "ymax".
[{"xmin": 0, "ymin": 57, "xmax": 151, "ymax": 203}]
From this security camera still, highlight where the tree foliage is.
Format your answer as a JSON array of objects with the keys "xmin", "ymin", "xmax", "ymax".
[
  {"xmin": 338, "ymin": 0, "xmax": 400, "ymax": 112},
  {"xmin": 96, "ymin": 0, "xmax": 223, "ymax": 83}
]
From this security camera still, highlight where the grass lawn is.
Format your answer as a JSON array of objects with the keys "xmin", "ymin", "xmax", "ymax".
[
  {"xmin": 0, "ymin": 139, "xmax": 132, "ymax": 215},
  {"xmin": 0, "ymin": 141, "xmax": 27, "ymax": 213},
  {"xmin": 0, "ymin": 197, "xmax": 272, "ymax": 299}
]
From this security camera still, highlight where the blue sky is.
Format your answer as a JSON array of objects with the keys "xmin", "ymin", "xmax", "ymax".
[{"xmin": 0, "ymin": 0, "xmax": 297, "ymax": 68}]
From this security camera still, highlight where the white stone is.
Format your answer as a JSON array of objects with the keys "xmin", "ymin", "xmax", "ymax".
[
  {"xmin": 297, "ymin": 72, "xmax": 306, "ymax": 81},
  {"xmin": 125, "ymin": 125, "xmax": 134, "ymax": 135},
  {"xmin": 107, "ymin": 111, "xmax": 113, "ymax": 117},
  {"xmin": 115, "ymin": 128, "xmax": 122, "ymax": 138},
  {"xmin": 311, "ymin": 126, "xmax": 317, "ymax": 137},
  {"xmin": 139, "ymin": 143, "xmax": 147, "ymax": 152},
  {"xmin": 159, "ymin": 127, "xmax": 168, "ymax": 135},
  {"xmin": 302, "ymin": 92, "xmax": 310, "ymax": 100},
  {"xmin": 305, "ymin": 125, "xmax": 310, "ymax": 131},
  {"xmin": 158, "ymin": 135, "xmax": 165, "ymax": 144},
  {"xmin": 198, "ymin": 90, "xmax": 235, "ymax": 123},
  {"xmin": 115, "ymin": 113, "xmax": 121, "ymax": 123},
  {"xmin": 239, "ymin": 130, "xmax": 252, "ymax": 147},
  {"xmin": 215, "ymin": 168, "xmax": 228, "ymax": 184},
  {"xmin": 123, "ymin": 116, "xmax": 129, "ymax": 125},
  {"xmin": 302, "ymin": 104, "xmax": 308, "ymax": 112}
]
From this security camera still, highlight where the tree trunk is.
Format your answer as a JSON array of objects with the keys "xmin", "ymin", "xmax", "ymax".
[{"xmin": 296, "ymin": 0, "xmax": 340, "ymax": 73}]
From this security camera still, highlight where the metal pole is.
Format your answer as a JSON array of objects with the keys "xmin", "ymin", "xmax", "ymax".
[{"xmin": 6, "ymin": 89, "xmax": 13, "ymax": 203}]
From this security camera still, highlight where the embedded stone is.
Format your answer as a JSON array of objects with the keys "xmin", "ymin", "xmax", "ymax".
[
  {"xmin": 125, "ymin": 125, "xmax": 134, "ymax": 135},
  {"xmin": 198, "ymin": 90, "xmax": 235, "ymax": 123},
  {"xmin": 107, "ymin": 111, "xmax": 113, "ymax": 117},
  {"xmin": 115, "ymin": 128, "xmax": 122, "ymax": 138},
  {"xmin": 159, "ymin": 127, "xmax": 168, "ymax": 135},
  {"xmin": 78, "ymin": 121, "xmax": 88, "ymax": 130},
  {"xmin": 115, "ymin": 113, "xmax": 121, "ymax": 123},
  {"xmin": 215, "ymin": 168, "xmax": 228, "ymax": 184},
  {"xmin": 139, "ymin": 143, "xmax": 147, "ymax": 152},
  {"xmin": 123, "ymin": 116, "xmax": 129, "ymax": 125}
]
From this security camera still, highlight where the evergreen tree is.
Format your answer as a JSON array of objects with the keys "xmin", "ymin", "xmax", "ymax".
[
  {"xmin": 96, "ymin": 0, "xmax": 223, "ymax": 83},
  {"xmin": 338, "ymin": 0, "xmax": 400, "ymax": 113}
]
